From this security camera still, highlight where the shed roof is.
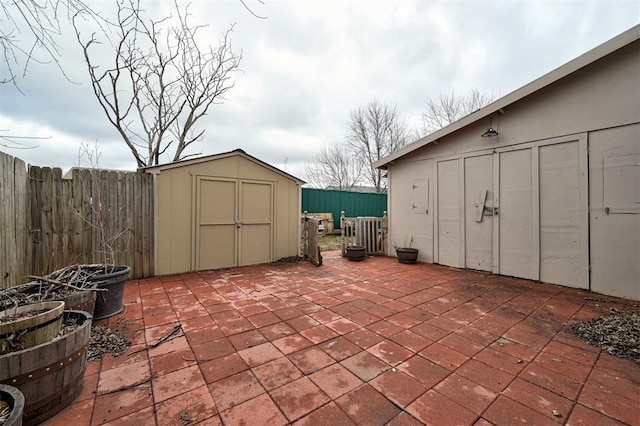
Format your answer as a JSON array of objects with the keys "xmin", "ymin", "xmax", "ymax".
[
  {"xmin": 374, "ymin": 24, "xmax": 640, "ymax": 169},
  {"xmin": 141, "ymin": 148, "xmax": 306, "ymax": 184}
]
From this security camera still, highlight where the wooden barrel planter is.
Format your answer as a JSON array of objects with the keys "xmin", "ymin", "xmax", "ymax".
[
  {"xmin": 0, "ymin": 281, "xmax": 97, "ymax": 317},
  {"xmin": 0, "ymin": 310, "xmax": 92, "ymax": 425},
  {"xmin": 0, "ymin": 384, "xmax": 25, "ymax": 426},
  {"xmin": 345, "ymin": 246, "xmax": 366, "ymax": 261},
  {"xmin": 90, "ymin": 265, "xmax": 131, "ymax": 320},
  {"xmin": 0, "ymin": 301, "xmax": 65, "ymax": 355}
]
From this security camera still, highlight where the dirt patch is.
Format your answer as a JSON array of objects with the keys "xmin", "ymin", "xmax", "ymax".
[{"xmin": 276, "ymin": 256, "xmax": 304, "ymax": 263}]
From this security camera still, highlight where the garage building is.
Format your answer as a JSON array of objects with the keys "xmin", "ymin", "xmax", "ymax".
[{"xmin": 374, "ymin": 26, "xmax": 639, "ymax": 300}]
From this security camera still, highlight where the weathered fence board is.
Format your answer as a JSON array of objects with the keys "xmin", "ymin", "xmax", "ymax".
[
  {"xmin": 0, "ymin": 151, "xmax": 154, "ymax": 288},
  {"xmin": 301, "ymin": 214, "xmax": 322, "ymax": 266},
  {"xmin": 1, "ymin": 154, "xmax": 29, "ymax": 288}
]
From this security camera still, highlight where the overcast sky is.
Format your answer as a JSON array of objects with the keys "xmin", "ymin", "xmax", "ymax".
[{"xmin": 1, "ymin": 0, "xmax": 638, "ymax": 179}]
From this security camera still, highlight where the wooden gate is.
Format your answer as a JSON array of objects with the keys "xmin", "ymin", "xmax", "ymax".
[
  {"xmin": 301, "ymin": 213, "xmax": 322, "ymax": 266},
  {"xmin": 340, "ymin": 212, "xmax": 388, "ymax": 256}
]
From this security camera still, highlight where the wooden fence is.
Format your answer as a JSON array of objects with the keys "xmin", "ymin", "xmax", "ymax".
[{"xmin": 1, "ymin": 151, "xmax": 154, "ymax": 289}]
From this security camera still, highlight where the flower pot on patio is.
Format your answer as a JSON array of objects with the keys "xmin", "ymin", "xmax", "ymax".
[
  {"xmin": 0, "ymin": 384, "xmax": 25, "ymax": 426},
  {"xmin": 0, "ymin": 301, "xmax": 65, "ymax": 354},
  {"xmin": 345, "ymin": 246, "xmax": 366, "ymax": 261},
  {"xmin": 0, "ymin": 310, "xmax": 92, "ymax": 425},
  {"xmin": 395, "ymin": 247, "xmax": 419, "ymax": 264},
  {"xmin": 88, "ymin": 265, "xmax": 131, "ymax": 320}
]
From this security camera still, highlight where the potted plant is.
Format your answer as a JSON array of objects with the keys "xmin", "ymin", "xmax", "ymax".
[
  {"xmin": 1, "ymin": 265, "xmax": 99, "ymax": 316},
  {"xmin": 74, "ymin": 143, "xmax": 132, "ymax": 320},
  {"xmin": 345, "ymin": 245, "xmax": 366, "ymax": 261},
  {"xmin": 0, "ymin": 309, "xmax": 92, "ymax": 424},
  {"xmin": 394, "ymin": 236, "xmax": 419, "ymax": 264},
  {"xmin": 84, "ymin": 264, "xmax": 130, "ymax": 320},
  {"xmin": 0, "ymin": 301, "xmax": 65, "ymax": 354}
]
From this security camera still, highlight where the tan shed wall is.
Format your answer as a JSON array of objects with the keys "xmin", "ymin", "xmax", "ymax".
[
  {"xmin": 153, "ymin": 155, "xmax": 300, "ymax": 275},
  {"xmin": 387, "ymin": 40, "xmax": 639, "ymax": 299}
]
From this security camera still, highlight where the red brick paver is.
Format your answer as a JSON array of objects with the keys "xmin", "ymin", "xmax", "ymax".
[{"xmin": 43, "ymin": 251, "xmax": 639, "ymax": 425}]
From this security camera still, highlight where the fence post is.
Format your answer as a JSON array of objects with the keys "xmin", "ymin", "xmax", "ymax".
[
  {"xmin": 303, "ymin": 211, "xmax": 308, "ymax": 258},
  {"xmin": 382, "ymin": 211, "xmax": 388, "ymax": 255},
  {"xmin": 340, "ymin": 211, "xmax": 346, "ymax": 256}
]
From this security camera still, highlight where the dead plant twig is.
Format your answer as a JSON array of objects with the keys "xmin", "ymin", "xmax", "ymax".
[
  {"xmin": 129, "ymin": 324, "xmax": 182, "ymax": 356},
  {"xmin": 180, "ymin": 355, "xmax": 216, "ymax": 362},
  {"xmin": 26, "ymin": 275, "xmax": 107, "ymax": 292},
  {"xmin": 102, "ymin": 374, "xmax": 155, "ymax": 395}
]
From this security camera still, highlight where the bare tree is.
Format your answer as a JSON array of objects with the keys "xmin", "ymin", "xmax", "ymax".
[
  {"xmin": 304, "ymin": 143, "xmax": 363, "ymax": 190},
  {"xmin": 74, "ymin": 0, "xmax": 241, "ymax": 167},
  {"xmin": 419, "ymin": 89, "xmax": 495, "ymax": 136},
  {"xmin": 1, "ymin": 0, "xmax": 103, "ymax": 86},
  {"xmin": 347, "ymin": 99, "xmax": 408, "ymax": 192}
]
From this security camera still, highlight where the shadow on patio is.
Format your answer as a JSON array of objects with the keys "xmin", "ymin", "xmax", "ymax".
[{"xmin": 43, "ymin": 251, "xmax": 639, "ymax": 425}]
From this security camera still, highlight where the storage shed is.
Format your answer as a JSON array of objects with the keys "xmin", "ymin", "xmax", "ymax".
[
  {"xmin": 144, "ymin": 149, "xmax": 304, "ymax": 275},
  {"xmin": 374, "ymin": 26, "xmax": 639, "ymax": 300}
]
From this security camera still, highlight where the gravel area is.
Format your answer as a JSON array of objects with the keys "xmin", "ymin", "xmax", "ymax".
[
  {"xmin": 88, "ymin": 325, "xmax": 130, "ymax": 361},
  {"xmin": 572, "ymin": 308, "xmax": 640, "ymax": 364}
]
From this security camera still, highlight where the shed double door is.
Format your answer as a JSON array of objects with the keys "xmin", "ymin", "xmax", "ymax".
[
  {"xmin": 436, "ymin": 154, "xmax": 496, "ymax": 273},
  {"xmin": 195, "ymin": 177, "xmax": 274, "ymax": 270},
  {"xmin": 436, "ymin": 137, "xmax": 588, "ymax": 288}
]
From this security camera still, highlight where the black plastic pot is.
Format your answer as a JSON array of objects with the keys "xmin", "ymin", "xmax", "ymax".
[
  {"xmin": 91, "ymin": 265, "xmax": 131, "ymax": 320},
  {"xmin": 395, "ymin": 248, "xmax": 419, "ymax": 264},
  {"xmin": 0, "ymin": 384, "xmax": 25, "ymax": 426},
  {"xmin": 345, "ymin": 246, "xmax": 366, "ymax": 261}
]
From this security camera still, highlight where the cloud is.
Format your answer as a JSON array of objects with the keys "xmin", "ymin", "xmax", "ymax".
[{"xmin": 1, "ymin": 0, "xmax": 638, "ymax": 173}]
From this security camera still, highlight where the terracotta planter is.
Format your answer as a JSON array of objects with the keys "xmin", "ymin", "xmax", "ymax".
[
  {"xmin": 0, "ymin": 384, "xmax": 25, "ymax": 426},
  {"xmin": 0, "ymin": 301, "xmax": 65, "ymax": 354},
  {"xmin": 0, "ymin": 310, "xmax": 92, "ymax": 425},
  {"xmin": 345, "ymin": 246, "xmax": 366, "ymax": 261},
  {"xmin": 90, "ymin": 265, "xmax": 130, "ymax": 320},
  {"xmin": 395, "ymin": 247, "xmax": 419, "ymax": 264}
]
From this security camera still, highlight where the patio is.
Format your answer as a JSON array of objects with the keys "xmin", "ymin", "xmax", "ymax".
[{"xmin": 43, "ymin": 251, "xmax": 638, "ymax": 425}]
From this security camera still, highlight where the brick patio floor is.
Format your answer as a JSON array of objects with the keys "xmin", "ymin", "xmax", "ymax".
[{"xmin": 43, "ymin": 251, "xmax": 639, "ymax": 425}]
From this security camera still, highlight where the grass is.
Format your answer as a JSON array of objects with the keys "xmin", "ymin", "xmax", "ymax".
[{"xmin": 318, "ymin": 234, "xmax": 342, "ymax": 251}]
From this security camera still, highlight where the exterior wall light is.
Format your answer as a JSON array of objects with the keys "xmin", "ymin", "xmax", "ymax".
[{"xmin": 481, "ymin": 128, "xmax": 499, "ymax": 138}]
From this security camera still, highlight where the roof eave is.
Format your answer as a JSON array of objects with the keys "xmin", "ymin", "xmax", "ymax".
[{"xmin": 140, "ymin": 149, "xmax": 306, "ymax": 184}]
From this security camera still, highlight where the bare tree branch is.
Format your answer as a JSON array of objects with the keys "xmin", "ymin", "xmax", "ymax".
[
  {"xmin": 304, "ymin": 143, "xmax": 363, "ymax": 189},
  {"xmin": 419, "ymin": 89, "xmax": 495, "ymax": 137},
  {"xmin": 346, "ymin": 99, "xmax": 408, "ymax": 192},
  {"xmin": 0, "ymin": 129, "xmax": 49, "ymax": 149},
  {"xmin": 239, "ymin": 0, "xmax": 267, "ymax": 19},
  {"xmin": 74, "ymin": 0, "xmax": 241, "ymax": 167},
  {"xmin": 1, "ymin": 0, "xmax": 106, "ymax": 87}
]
